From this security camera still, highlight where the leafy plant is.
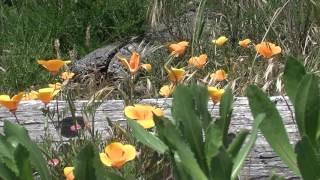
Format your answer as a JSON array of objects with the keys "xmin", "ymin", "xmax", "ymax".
[
  {"xmin": 74, "ymin": 143, "xmax": 124, "ymax": 180},
  {"xmin": 0, "ymin": 120, "xmax": 127, "ymax": 180},
  {"xmin": 128, "ymin": 84, "xmax": 262, "ymax": 180},
  {"xmin": 246, "ymin": 56, "xmax": 320, "ymax": 179},
  {"xmin": 0, "ymin": 120, "xmax": 50, "ymax": 180}
]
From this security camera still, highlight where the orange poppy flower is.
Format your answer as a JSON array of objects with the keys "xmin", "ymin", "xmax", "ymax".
[
  {"xmin": 0, "ymin": 92, "xmax": 24, "ymax": 113},
  {"xmin": 255, "ymin": 42, "xmax": 281, "ymax": 59},
  {"xmin": 63, "ymin": 167, "xmax": 74, "ymax": 180},
  {"xmin": 37, "ymin": 59, "xmax": 71, "ymax": 75},
  {"xmin": 188, "ymin": 54, "xmax": 208, "ymax": 69},
  {"xmin": 159, "ymin": 84, "xmax": 176, "ymax": 97},
  {"xmin": 22, "ymin": 91, "xmax": 38, "ymax": 100},
  {"xmin": 168, "ymin": 67, "xmax": 185, "ymax": 83},
  {"xmin": 118, "ymin": 52, "xmax": 140, "ymax": 74},
  {"xmin": 60, "ymin": 71, "xmax": 75, "ymax": 80},
  {"xmin": 168, "ymin": 41, "xmax": 189, "ymax": 57},
  {"xmin": 208, "ymin": 87, "xmax": 225, "ymax": 104},
  {"xmin": 100, "ymin": 142, "xmax": 136, "ymax": 168},
  {"xmin": 36, "ymin": 88, "xmax": 60, "ymax": 105},
  {"xmin": 212, "ymin": 36, "xmax": 228, "ymax": 46},
  {"xmin": 118, "ymin": 52, "xmax": 151, "ymax": 74},
  {"xmin": 124, "ymin": 104, "xmax": 164, "ymax": 128},
  {"xmin": 239, "ymin": 39, "xmax": 251, "ymax": 48},
  {"xmin": 210, "ymin": 69, "xmax": 227, "ymax": 81}
]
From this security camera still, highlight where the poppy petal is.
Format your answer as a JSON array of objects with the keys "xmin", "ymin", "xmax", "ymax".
[
  {"xmin": 123, "ymin": 144, "xmax": 136, "ymax": 161},
  {"xmin": 99, "ymin": 153, "xmax": 112, "ymax": 167},
  {"xmin": 136, "ymin": 119, "xmax": 155, "ymax": 129}
]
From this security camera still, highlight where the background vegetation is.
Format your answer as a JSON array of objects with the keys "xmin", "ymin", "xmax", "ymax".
[
  {"xmin": 1, "ymin": 0, "xmax": 320, "ymax": 96},
  {"xmin": 145, "ymin": 0, "xmax": 320, "ymax": 96},
  {"xmin": 0, "ymin": 0, "xmax": 147, "ymax": 93},
  {"xmin": 0, "ymin": 0, "xmax": 320, "ymax": 179}
]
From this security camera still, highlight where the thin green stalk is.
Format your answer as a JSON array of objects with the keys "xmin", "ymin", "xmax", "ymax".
[
  {"xmin": 129, "ymin": 74, "xmax": 135, "ymax": 105},
  {"xmin": 12, "ymin": 112, "xmax": 20, "ymax": 124},
  {"xmin": 249, "ymin": 0, "xmax": 291, "ymax": 77},
  {"xmin": 44, "ymin": 105, "xmax": 49, "ymax": 136},
  {"xmin": 192, "ymin": 0, "xmax": 207, "ymax": 55}
]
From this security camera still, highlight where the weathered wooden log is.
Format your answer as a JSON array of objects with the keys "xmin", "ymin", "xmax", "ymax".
[
  {"xmin": 70, "ymin": 37, "xmax": 152, "ymax": 80},
  {"xmin": 0, "ymin": 97, "xmax": 300, "ymax": 179}
]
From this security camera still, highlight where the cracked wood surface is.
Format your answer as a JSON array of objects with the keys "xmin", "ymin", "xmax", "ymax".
[{"xmin": 0, "ymin": 97, "xmax": 300, "ymax": 179}]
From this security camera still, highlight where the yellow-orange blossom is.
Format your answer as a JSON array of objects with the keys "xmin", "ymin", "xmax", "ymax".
[
  {"xmin": 208, "ymin": 87, "xmax": 225, "ymax": 104},
  {"xmin": 255, "ymin": 42, "xmax": 281, "ymax": 59},
  {"xmin": 36, "ymin": 88, "xmax": 60, "ymax": 105},
  {"xmin": 124, "ymin": 104, "xmax": 164, "ymax": 128},
  {"xmin": 37, "ymin": 59, "xmax": 71, "ymax": 75},
  {"xmin": 63, "ymin": 167, "xmax": 74, "ymax": 180},
  {"xmin": 100, "ymin": 142, "xmax": 136, "ymax": 168},
  {"xmin": 0, "ymin": 93, "xmax": 24, "ymax": 113},
  {"xmin": 118, "ymin": 52, "xmax": 151, "ymax": 74},
  {"xmin": 168, "ymin": 41, "xmax": 189, "ymax": 57},
  {"xmin": 188, "ymin": 54, "xmax": 208, "ymax": 69}
]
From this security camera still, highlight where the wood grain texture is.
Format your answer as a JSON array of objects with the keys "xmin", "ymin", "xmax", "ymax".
[{"xmin": 0, "ymin": 97, "xmax": 301, "ymax": 179}]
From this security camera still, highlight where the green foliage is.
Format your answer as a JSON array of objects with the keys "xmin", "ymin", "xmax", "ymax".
[
  {"xmin": 0, "ymin": 120, "xmax": 50, "ymax": 180},
  {"xmin": 127, "ymin": 119, "xmax": 168, "ymax": 153},
  {"xmin": 13, "ymin": 145, "xmax": 34, "ymax": 180},
  {"xmin": 128, "ymin": 84, "xmax": 260, "ymax": 180},
  {"xmin": 246, "ymin": 85, "xmax": 299, "ymax": 174},
  {"xmin": 0, "ymin": 0, "xmax": 147, "ymax": 93},
  {"xmin": 294, "ymin": 74, "xmax": 320, "ymax": 144},
  {"xmin": 247, "ymin": 56, "xmax": 320, "ymax": 179},
  {"xmin": 74, "ymin": 143, "xmax": 124, "ymax": 180},
  {"xmin": 283, "ymin": 56, "xmax": 306, "ymax": 104},
  {"xmin": 295, "ymin": 136, "xmax": 320, "ymax": 180},
  {"xmin": 0, "ymin": 121, "xmax": 126, "ymax": 180},
  {"xmin": 231, "ymin": 114, "xmax": 264, "ymax": 179}
]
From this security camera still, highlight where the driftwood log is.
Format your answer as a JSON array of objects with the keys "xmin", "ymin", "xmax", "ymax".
[{"xmin": 0, "ymin": 97, "xmax": 300, "ymax": 179}]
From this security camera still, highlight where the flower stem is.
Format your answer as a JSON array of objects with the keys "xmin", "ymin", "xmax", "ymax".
[
  {"xmin": 44, "ymin": 105, "xmax": 49, "ymax": 136},
  {"xmin": 129, "ymin": 75, "xmax": 134, "ymax": 105},
  {"xmin": 12, "ymin": 112, "xmax": 20, "ymax": 124}
]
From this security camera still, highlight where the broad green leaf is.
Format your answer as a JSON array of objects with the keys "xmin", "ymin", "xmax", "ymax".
[
  {"xmin": 294, "ymin": 74, "xmax": 320, "ymax": 143},
  {"xmin": 0, "ymin": 135, "xmax": 15, "ymax": 160},
  {"xmin": 3, "ymin": 121, "xmax": 50, "ymax": 180},
  {"xmin": 127, "ymin": 119, "xmax": 168, "ymax": 153},
  {"xmin": 211, "ymin": 148, "xmax": 233, "ymax": 180},
  {"xmin": 0, "ymin": 162, "xmax": 16, "ymax": 180},
  {"xmin": 227, "ymin": 130, "xmax": 249, "ymax": 158},
  {"xmin": 219, "ymin": 87, "xmax": 234, "ymax": 145},
  {"xmin": 172, "ymin": 152, "xmax": 193, "ymax": 180},
  {"xmin": 0, "ymin": 135, "xmax": 18, "ymax": 175},
  {"xmin": 75, "ymin": 143, "xmax": 97, "ymax": 180},
  {"xmin": 14, "ymin": 145, "xmax": 33, "ymax": 180},
  {"xmin": 205, "ymin": 121, "xmax": 223, "ymax": 165},
  {"xmin": 192, "ymin": 84, "xmax": 212, "ymax": 128},
  {"xmin": 246, "ymin": 85, "xmax": 299, "ymax": 175},
  {"xmin": 295, "ymin": 136, "xmax": 320, "ymax": 180},
  {"xmin": 231, "ymin": 114, "xmax": 264, "ymax": 180},
  {"xmin": 283, "ymin": 56, "xmax": 306, "ymax": 105},
  {"xmin": 172, "ymin": 85, "xmax": 207, "ymax": 171},
  {"xmin": 155, "ymin": 118, "xmax": 208, "ymax": 180},
  {"xmin": 75, "ymin": 143, "xmax": 124, "ymax": 180}
]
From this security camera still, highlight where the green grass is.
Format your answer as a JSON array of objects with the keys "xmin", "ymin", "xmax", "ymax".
[
  {"xmin": 144, "ymin": 0, "xmax": 320, "ymax": 96},
  {"xmin": 1, "ymin": 0, "xmax": 319, "ymax": 96},
  {"xmin": 0, "ymin": 0, "xmax": 148, "ymax": 94}
]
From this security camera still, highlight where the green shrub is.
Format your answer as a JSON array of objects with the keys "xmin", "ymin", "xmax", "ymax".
[
  {"xmin": 0, "ymin": 121, "xmax": 50, "ymax": 179},
  {"xmin": 128, "ymin": 84, "xmax": 261, "ymax": 180},
  {"xmin": 247, "ymin": 56, "xmax": 320, "ymax": 179}
]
